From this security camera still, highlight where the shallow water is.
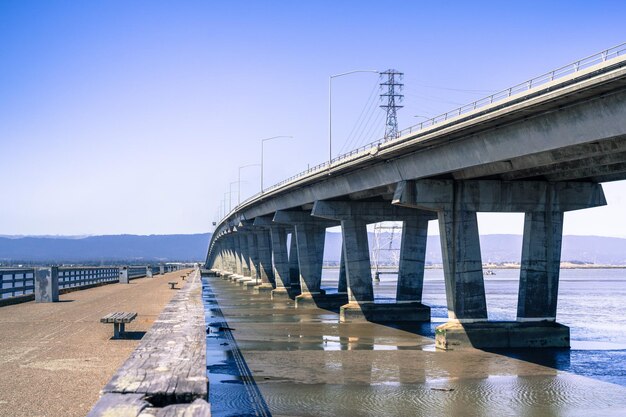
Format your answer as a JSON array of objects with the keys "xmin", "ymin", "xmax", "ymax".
[{"xmin": 204, "ymin": 269, "xmax": 626, "ymax": 416}]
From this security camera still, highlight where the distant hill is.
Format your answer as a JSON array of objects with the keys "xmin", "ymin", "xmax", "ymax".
[
  {"xmin": 0, "ymin": 234, "xmax": 211, "ymax": 265},
  {"xmin": 321, "ymin": 233, "xmax": 626, "ymax": 265},
  {"xmin": 2, "ymin": 232, "xmax": 626, "ymax": 266}
]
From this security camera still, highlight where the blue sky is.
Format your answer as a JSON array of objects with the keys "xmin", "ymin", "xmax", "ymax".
[{"xmin": 1, "ymin": 1, "xmax": 625, "ymax": 236}]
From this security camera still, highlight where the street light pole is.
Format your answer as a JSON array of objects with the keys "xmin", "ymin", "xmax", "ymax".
[
  {"xmin": 228, "ymin": 181, "xmax": 238, "ymax": 212},
  {"xmin": 238, "ymin": 163, "xmax": 260, "ymax": 205},
  {"xmin": 329, "ymin": 69, "xmax": 379, "ymax": 169},
  {"xmin": 260, "ymin": 135, "xmax": 293, "ymax": 192}
]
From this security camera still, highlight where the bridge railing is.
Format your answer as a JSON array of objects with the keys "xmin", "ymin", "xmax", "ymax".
[
  {"xmin": 0, "ymin": 265, "xmax": 166, "ymax": 304},
  {"xmin": 0, "ymin": 268, "xmax": 35, "ymax": 299},
  {"xmin": 58, "ymin": 267, "xmax": 119, "ymax": 290},
  {"xmin": 225, "ymin": 42, "xmax": 626, "ymax": 219},
  {"xmin": 128, "ymin": 266, "xmax": 148, "ymax": 279}
]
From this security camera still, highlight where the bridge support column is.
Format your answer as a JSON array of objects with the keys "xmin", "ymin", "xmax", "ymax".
[
  {"xmin": 393, "ymin": 179, "xmax": 606, "ymax": 349},
  {"xmin": 288, "ymin": 230, "xmax": 301, "ymax": 291},
  {"xmin": 274, "ymin": 211, "xmax": 340, "ymax": 308},
  {"xmin": 312, "ymin": 200, "xmax": 436, "ymax": 322},
  {"xmin": 239, "ymin": 233, "xmax": 251, "ymax": 277},
  {"xmin": 245, "ymin": 232, "xmax": 260, "ymax": 286},
  {"xmin": 250, "ymin": 228, "xmax": 275, "ymax": 293},
  {"xmin": 397, "ymin": 216, "xmax": 429, "ymax": 303},
  {"xmin": 35, "ymin": 267, "xmax": 59, "ymax": 302},
  {"xmin": 267, "ymin": 224, "xmax": 291, "ymax": 299},
  {"xmin": 338, "ymin": 249, "xmax": 347, "ymax": 294},
  {"xmin": 518, "ymin": 210, "xmax": 563, "ymax": 322},
  {"xmin": 234, "ymin": 233, "xmax": 243, "ymax": 276}
]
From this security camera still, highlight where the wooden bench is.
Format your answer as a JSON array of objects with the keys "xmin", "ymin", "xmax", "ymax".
[
  {"xmin": 168, "ymin": 281, "xmax": 178, "ymax": 289},
  {"xmin": 101, "ymin": 312, "xmax": 137, "ymax": 339}
]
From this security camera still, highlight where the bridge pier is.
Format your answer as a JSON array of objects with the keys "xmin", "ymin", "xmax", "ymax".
[
  {"xmin": 273, "ymin": 211, "xmax": 341, "ymax": 308},
  {"xmin": 288, "ymin": 229, "xmax": 301, "ymax": 292},
  {"xmin": 243, "ymin": 231, "xmax": 260, "ymax": 287},
  {"xmin": 238, "ymin": 232, "xmax": 251, "ymax": 277},
  {"xmin": 394, "ymin": 179, "xmax": 606, "ymax": 349},
  {"xmin": 312, "ymin": 201, "xmax": 435, "ymax": 322},
  {"xmin": 251, "ymin": 226, "xmax": 275, "ymax": 293},
  {"xmin": 255, "ymin": 216, "xmax": 292, "ymax": 299}
]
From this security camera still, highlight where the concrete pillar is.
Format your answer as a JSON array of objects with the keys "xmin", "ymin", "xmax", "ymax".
[
  {"xmin": 35, "ymin": 267, "xmax": 59, "ymax": 303},
  {"xmin": 269, "ymin": 226, "xmax": 291, "ymax": 299},
  {"xmin": 438, "ymin": 209, "xmax": 488, "ymax": 322},
  {"xmin": 311, "ymin": 200, "xmax": 434, "ymax": 322},
  {"xmin": 119, "ymin": 267, "xmax": 129, "ymax": 284},
  {"xmin": 273, "ymin": 210, "xmax": 339, "ymax": 308},
  {"xmin": 252, "ymin": 228, "xmax": 274, "ymax": 293},
  {"xmin": 392, "ymin": 179, "xmax": 605, "ymax": 349},
  {"xmin": 294, "ymin": 223, "xmax": 326, "ymax": 296},
  {"xmin": 247, "ymin": 232, "xmax": 259, "ymax": 284},
  {"xmin": 234, "ymin": 233, "xmax": 243, "ymax": 276},
  {"xmin": 517, "ymin": 210, "xmax": 563, "ymax": 322},
  {"xmin": 239, "ymin": 233, "xmax": 251, "ymax": 277},
  {"xmin": 341, "ymin": 217, "xmax": 374, "ymax": 304},
  {"xmin": 159, "ymin": 264, "xmax": 165, "ymax": 275},
  {"xmin": 396, "ymin": 216, "xmax": 428, "ymax": 302},
  {"xmin": 146, "ymin": 266, "xmax": 153, "ymax": 278},
  {"xmin": 288, "ymin": 231, "xmax": 300, "ymax": 287},
  {"xmin": 338, "ymin": 248, "xmax": 347, "ymax": 294}
]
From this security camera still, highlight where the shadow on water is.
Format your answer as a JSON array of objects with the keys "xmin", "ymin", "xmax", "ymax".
[{"xmin": 202, "ymin": 279, "xmax": 272, "ymax": 417}]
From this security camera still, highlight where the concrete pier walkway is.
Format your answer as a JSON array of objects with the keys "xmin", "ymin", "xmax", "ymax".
[{"xmin": 0, "ymin": 269, "xmax": 191, "ymax": 417}]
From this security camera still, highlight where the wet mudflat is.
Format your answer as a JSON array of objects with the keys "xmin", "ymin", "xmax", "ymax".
[{"xmin": 204, "ymin": 275, "xmax": 626, "ymax": 417}]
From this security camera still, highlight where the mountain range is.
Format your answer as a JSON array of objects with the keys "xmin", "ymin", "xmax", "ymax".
[{"xmin": 1, "ymin": 233, "xmax": 626, "ymax": 266}]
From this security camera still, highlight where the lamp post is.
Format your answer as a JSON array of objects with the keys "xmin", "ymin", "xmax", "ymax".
[
  {"xmin": 223, "ymin": 191, "xmax": 232, "ymax": 215},
  {"xmin": 228, "ymin": 181, "xmax": 239, "ymax": 212},
  {"xmin": 261, "ymin": 136, "xmax": 293, "ymax": 192},
  {"xmin": 238, "ymin": 163, "xmax": 260, "ymax": 205},
  {"xmin": 329, "ymin": 69, "xmax": 379, "ymax": 168}
]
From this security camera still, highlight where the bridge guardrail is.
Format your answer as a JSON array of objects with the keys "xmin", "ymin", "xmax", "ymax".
[
  {"xmin": 58, "ymin": 267, "xmax": 119, "ymax": 290},
  {"xmin": 0, "ymin": 268, "xmax": 35, "ymax": 299},
  {"xmin": 222, "ymin": 42, "xmax": 626, "ymax": 224}
]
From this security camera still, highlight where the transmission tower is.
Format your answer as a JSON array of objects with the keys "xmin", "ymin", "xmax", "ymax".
[
  {"xmin": 380, "ymin": 69, "xmax": 404, "ymax": 140},
  {"xmin": 372, "ymin": 221, "xmax": 402, "ymax": 282}
]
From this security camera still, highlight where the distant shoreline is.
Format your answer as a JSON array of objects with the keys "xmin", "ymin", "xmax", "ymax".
[{"xmin": 323, "ymin": 263, "xmax": 626, "ymax": 270}]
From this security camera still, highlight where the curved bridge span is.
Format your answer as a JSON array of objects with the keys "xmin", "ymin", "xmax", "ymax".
[{"xmin": 207, "ymin": 46, "xmax": 626, "ymax": 349}]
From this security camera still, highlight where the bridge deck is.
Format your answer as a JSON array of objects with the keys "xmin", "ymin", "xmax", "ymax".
[{"xmin": 0, "ymin": 269, "xmax": 191, "ymax": 417}]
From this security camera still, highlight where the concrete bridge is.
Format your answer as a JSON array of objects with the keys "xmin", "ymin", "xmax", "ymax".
[{"xmin": 206, "ymin": 44, "xmax": 626, "ymax": 349}]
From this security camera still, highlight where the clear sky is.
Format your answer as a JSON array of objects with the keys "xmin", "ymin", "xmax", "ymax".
[{"xmin": 1, "ymin": 1, "xmax": 625, "ymax": 236}]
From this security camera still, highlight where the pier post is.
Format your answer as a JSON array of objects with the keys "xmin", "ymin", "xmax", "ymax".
[
  {"xmin": 159, "ymin": 264, "xmax": 165, "ymax": 275},
  {"xmin": 35, "ymin": 267, "xmax": 59, "ymax": 303},
  {"xmin": 119, "ymin": 267, "xmax": 129, "ymax": 284}
]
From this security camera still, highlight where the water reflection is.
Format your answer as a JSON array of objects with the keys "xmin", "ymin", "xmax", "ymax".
[{"xmin": 204, "ymin": 274, "xmax": 626, "ymax": 417}]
